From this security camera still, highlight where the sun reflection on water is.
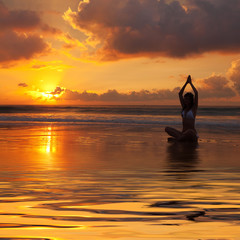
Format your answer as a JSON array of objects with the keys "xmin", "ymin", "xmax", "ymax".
[
  {"xmin": 40, "ymin": 126, "xmax": 56, "ymax": 154},
  {"xmin": 36, "ymin": 126, "xmax": 58, "ymax": 170}
]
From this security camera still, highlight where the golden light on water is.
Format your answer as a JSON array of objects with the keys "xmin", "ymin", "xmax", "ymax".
[{"xmin": 40, "ymin": 126, "xmax": 57, "ymax": 154}]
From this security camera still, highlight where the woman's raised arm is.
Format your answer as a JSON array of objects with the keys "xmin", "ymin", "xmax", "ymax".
[
  {"xmin": 188, "ymin": 76, "xmax": 198, "ymax": 111},
  {"xmin": 179, "ymin": 76, "xmax": 189, "ymax": 108}
]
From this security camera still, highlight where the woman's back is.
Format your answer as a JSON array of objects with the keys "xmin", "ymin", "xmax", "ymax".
[{"xmin": 182, "ymin": 108, "xmax": 196, "ymax": 132}]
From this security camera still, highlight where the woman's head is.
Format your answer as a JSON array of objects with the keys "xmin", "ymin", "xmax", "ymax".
[{"xmin": 183, "ymin": 92, "xmax": 194, "ymax": 108}]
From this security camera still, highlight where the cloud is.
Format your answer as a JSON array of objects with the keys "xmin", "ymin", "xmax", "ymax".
[
  {"xmin": 0, "ymin": 1, "xmax": 41, "ymax": 31},
  {"xmin": 0, "ymin": 1, "xmax": 53, "ymax": 66},
  {"xmin": 61, "ymin": 88, "xmax": 180, "ymax": 103},
  {"xmin": 227, "ymin": 59, "xmax": 240, "ymax": 95},
  {"xmin": 0, "ymin": 31, "xmax": 49, "ymax": 63},
  {"xmin": 59, "ymin": 58, "xmax": 240, "ymax": 103},
  {"xmin": 61, "ymin": 81, "xmax": 237, "ymax": 103},
  {"xmin": 0, "ymin": 1, "xmax": 62, "ymax": 34},
  {"xmin": 59, "ymin": 80, "xmax": 236, "ymax": 103},
  {"xmin": 50, "ymin": 86, "xmax": 65, "ymax": 95},
  {"xmin": 24, "ymin": 59, "xmax": 239, "ymax": 104},
  {"xmin": 198, "ymin": 75, "xmax": 236, "ymax": 99},
  {"xmin": 26, "ymin": 86, "xmax": 66, "ymax": 102},
  {"xmin": 18, "ymin": 82, "xmax": 28, "ymax": 87},
  {"xmin": 23, "ymin": 57, "xmax": 240, "ymax": 104},
  {"xmin": 64, "ymin": 0, "xmax": 240, "ymax": 60}
]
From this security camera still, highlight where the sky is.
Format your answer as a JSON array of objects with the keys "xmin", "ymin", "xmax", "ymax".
[{"xmin": 1, "ymin": 0, "xmax": 240, "ymax": 105}]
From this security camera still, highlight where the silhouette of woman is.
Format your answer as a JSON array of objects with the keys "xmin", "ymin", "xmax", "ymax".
[{"xmin": 165, "ymin": 75, "xmax": 198, "ymax": 142}]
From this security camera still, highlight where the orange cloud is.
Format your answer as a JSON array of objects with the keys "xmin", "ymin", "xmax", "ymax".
[
  {"xmin": 64, "ymin": 0, "xmax": 240, "ymax": 60},
  {"xmin": 227, "ymin": 59, "xmax": 240, "ymax": 95},
  {"xmin": 198, "ymin": 75, "xmax": 236, "ymax": 99}
]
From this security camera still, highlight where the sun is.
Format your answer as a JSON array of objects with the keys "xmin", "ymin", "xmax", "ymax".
[
  {"xmin": 27, "ymin": 86, "xmax": 65, "ymax": 103},
  {"xmin": 25, "ymin": 70, "xmax": 66, "ymax": 103},
  {"xmin": 41, "ymin": 91, "xmax": 60, "ymax": 100}
]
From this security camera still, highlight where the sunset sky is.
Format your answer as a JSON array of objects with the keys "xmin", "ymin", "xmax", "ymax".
[{"xmin": 1, "ymin": 0, "xmax": 240, "ymax": 105}]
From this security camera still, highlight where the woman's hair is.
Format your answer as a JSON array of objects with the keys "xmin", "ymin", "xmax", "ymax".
[{"xmin": 183, "ymin": 92, "xmax": 194, "ymax": 109}]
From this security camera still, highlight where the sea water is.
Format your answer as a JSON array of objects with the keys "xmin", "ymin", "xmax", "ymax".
[
  {"xmin": 0, "ymin": 105, "xmax": 240, "ymax": 129},
  {"xmin": 0, "ymin": 105, "xmax": 240, "ymax": 240}
]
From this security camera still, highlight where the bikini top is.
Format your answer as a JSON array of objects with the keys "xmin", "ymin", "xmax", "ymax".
[{"xmin": 182, "ymin": 109, "xmax": 195, "ymax": 119}]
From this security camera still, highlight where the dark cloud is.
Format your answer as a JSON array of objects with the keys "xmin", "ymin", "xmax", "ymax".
[
  {"xmin": 198, "ymin": 75, "xmax": 236, "ymax": 99},
  {"xmin": 61, "ymin": 88, "xmax": 180, "ymax": 102},
  {"xmin": 0, "ymin": 1, "xmax": 41, "ymax": 30},
  {"xmin": 65, "ymin": 0, "xmax": 240, "ymax": 60},
  {"xmin": 60, "ymin": 82, "xmax": 236, "ymax": 103},
  {"xmin": 50, "ymin": 86, "xmax": 65, "ymax": 95},
  {"xmin": 18, "ymin": 82, "xmax": 28, "ymax": 87},
  {"xmin": 0, "ymin": 1, "xmax": 54, "ymax": 66},
  {"xmin": 0, "ymin": 31, "xmax": 49, "ymax": 63},
  {"xmin": 40, "ymin": 24, "xmax": 63, "ymax": 35}
]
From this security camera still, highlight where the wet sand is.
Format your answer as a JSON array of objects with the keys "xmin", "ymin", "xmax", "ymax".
[{"xmin": 0, "ymin": 124, "xmax": 240, "ymax": 239}]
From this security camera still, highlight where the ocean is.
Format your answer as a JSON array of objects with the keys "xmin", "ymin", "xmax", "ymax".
[
  {"xmin": 0, "ymin": 105, "xmax": 240, "ymax": 240},
  {"xmin": 0, "ymin": 105, "xmax": 240, "ymax": 129}
]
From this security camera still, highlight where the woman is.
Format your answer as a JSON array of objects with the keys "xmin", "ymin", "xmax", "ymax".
[{"xmin": 165, "ymin": 75, "xmax": 198, "ymax": 142}]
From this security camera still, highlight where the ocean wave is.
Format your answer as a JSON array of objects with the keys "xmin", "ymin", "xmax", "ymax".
[
  {"xmin": 0, "ymin": 106, "xmax": 239, "ymax": 130},
  {"xmin": 0, "ymin": 114, "xmax": 239, "ymax": 130},
  {"xmin": 0, "ymin": 114, "xmax": 180, "ymax": 125},
  {"xmin": 0, "ymin": 105, "xmax": 240, "ymax": 116}
]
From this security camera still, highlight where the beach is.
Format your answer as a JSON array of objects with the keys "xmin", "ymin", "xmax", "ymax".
[{"xmin": 0, "ymin": 106, "xmax": 240, "ymax": 240}]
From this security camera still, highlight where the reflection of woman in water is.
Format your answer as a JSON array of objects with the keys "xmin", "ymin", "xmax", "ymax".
[{"xmin": 165, "ymin": 75, "xmax": 198, "ymax": 142}]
